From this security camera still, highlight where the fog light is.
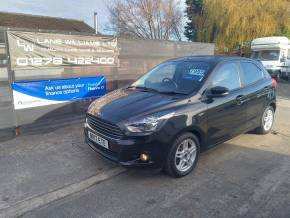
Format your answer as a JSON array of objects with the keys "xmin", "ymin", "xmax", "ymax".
[{"xmin": 140, "ymin": 153, "xmax": 149, "ymax": 162}]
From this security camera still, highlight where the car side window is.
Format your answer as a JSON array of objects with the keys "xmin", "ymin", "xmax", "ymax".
[
  {"xmin": 240, "ymin": 62, "xmax": 264, "ymax": 85},
  {"xmin": 210, "ymin": 63, "xmax": 241, "ymax": 91}
]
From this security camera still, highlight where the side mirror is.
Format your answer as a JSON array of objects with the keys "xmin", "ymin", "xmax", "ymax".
[{"xmin": 207, "ymin": 86, "xmax": 229, "ymax": 98}]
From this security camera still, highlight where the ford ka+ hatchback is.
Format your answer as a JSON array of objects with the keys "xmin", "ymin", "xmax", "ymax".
[{"xmin": 84, "ymin": 56, "xmax": 276, "ymax": 177}]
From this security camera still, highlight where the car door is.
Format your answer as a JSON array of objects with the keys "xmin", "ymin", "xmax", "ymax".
[
  {"xmin": 205, "ymin": 62, "xmax": 248, "ymax": 146},
  {"xmin": 239, "ymin": 61, "xmax": 271, "ymax": 130}
]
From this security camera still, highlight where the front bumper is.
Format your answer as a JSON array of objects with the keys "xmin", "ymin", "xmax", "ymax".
[{"xmin": 84, "ymin": 124, "xmax": 171, "ymax": 168}]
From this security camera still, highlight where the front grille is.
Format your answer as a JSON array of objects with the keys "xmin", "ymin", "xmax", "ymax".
[{"xmin": 87, "ymin": 114, "xmax": 123, "ymax": 139}]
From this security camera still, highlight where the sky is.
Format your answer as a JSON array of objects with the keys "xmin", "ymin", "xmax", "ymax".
[
  {"xmin": 0, "ymin": 0, "xmax": 186, "ymax": 36},
  {"xmin": 0, "ymin": 0, "xmax": 113, "ymax": 33}
]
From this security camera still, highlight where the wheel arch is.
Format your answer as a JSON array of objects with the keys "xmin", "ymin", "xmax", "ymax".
[
  {"xmin": 172, "ymin": 126, "xmax": 206, "ymax": 150},
  {"xmin": 269, "ymin": 101, "xmax": 276, "ymax": 112}
]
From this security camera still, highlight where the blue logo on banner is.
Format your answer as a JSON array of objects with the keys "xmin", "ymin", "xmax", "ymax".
[{"xmin": 12, "ymin": 76, "xmax": 106, "ymax": 101}]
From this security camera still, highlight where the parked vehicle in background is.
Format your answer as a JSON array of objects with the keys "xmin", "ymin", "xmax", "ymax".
[
  {"xmin": 251, "ymin": 36, "xmax": 290, "ymax": 81},
  {"xmin": 84, "ymin": 56, "xmax": 277, "ymax": 178}
]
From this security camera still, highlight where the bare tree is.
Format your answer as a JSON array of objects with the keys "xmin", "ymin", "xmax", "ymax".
[{"xmin": 108, "ymin": 0, "xmax": 183, "ymax": 41}]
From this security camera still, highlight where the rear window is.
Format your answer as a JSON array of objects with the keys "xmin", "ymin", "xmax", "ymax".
[{"xmin": 240, "ymin": 62, "xmax": 264, "ymax": 85}]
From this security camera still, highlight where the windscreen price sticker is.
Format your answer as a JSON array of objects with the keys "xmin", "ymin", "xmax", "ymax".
[
  {"xmin": 16, "ymin": 57, "xmax": 116, "ymax": 66},
  {"xmin": 185, "ymin": 68, "xmax": 206, "ymax": 82}
]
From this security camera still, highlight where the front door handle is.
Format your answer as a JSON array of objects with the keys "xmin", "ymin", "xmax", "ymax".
[{"xmin": 236, "ymin": 95, "xmax": 244, "ymax": 105}]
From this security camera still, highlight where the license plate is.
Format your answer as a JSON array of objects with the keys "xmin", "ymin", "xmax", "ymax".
[{"xmin": 88, "ymin": 131, "xmax": 109, "ymax": 149}]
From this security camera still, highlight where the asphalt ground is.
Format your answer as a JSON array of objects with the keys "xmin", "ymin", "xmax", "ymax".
[{"xmin": 20, "ymin": 105, "xmax": 290, "ymax": 218}]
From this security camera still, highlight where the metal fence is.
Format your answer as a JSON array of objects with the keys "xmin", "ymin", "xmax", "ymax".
[{"xmin": 0, "ymin": 28, "xmax": 214, "ymax": 131}]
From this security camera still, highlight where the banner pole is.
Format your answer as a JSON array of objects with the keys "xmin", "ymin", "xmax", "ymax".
[{"xmin": 4, "ymin": 29, "xmax": 20, "ymax": 135}]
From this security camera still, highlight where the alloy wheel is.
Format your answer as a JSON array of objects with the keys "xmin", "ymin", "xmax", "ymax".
[
  {"xmin": 263, "ymin": 108, "xmax": 274, "ymax": 132},
  {"xmin": 175, "ymin": 138, "xmax": 197, "ymax": 172}
]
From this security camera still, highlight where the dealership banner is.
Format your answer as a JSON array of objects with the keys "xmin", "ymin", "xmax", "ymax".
[
  {"xmin": 12, "ymin": 76, "xmax": 106, "ymax": 109},
  {"xmin": 7, "ymin": 31, "xmax": 119, "ymax": 70}
]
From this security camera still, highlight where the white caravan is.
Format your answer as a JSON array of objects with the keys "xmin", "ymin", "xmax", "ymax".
[{"xmin": 251, "ymin": 36, "xmax": 290, "ymax": 80}]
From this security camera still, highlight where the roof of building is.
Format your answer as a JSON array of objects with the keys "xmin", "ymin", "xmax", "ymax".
[
  {"xmin": 0, "ymin": 11, "xmax": 95, "ymax": 33},
  {"xmin": 169, "ymin": 55, "xmax": 252, "ymax": 63}
]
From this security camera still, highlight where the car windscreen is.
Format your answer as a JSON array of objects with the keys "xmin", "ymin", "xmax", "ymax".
[
  {"xmin": 131, "ymin": 61, "xmax": 211, "ymax": 95},
  {"xmin": 251, "ymin": 50, "xmax": 280, "ymax": 61}
]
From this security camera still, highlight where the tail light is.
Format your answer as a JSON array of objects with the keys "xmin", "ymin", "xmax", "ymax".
[{"xmin": 271, "ymin": 78, "xmax": 277, "ymax": 89}]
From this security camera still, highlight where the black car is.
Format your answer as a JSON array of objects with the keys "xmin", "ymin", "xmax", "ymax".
[{"xmin": 84, "ymin": 56, "xmax": 276, "ymax": 177}]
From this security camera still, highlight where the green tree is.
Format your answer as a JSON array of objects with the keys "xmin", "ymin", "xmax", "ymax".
[
  {"xmin": 184, "ymin": 0, "xmax": 204, "ymax": 41},
  {"xmin": 185, "ymin": 0, "xmax": 290, "ymax": 53}
]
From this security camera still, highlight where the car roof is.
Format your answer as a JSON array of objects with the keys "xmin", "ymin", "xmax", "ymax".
[{"xmin": 168, "ymin": 55, "xmax": 254, "ymax": 65}]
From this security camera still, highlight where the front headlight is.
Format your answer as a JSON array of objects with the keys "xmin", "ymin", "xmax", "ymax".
[{"xmin": 124, "ymin": 111, "xmax": 175, "ymax": 133}]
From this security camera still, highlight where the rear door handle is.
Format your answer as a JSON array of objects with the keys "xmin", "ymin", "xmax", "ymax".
[
  {"xmin": 263, "ymin": 86, "xmax": 270, "ymax": 92},
  {"xmin": 257, "ymin": 86, "xmax": 269, "ymax": 98}
]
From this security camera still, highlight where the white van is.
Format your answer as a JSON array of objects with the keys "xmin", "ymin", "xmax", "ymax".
[{"xmin": 251, "ymin": 36, "xmax": 290, "ymax": 80}]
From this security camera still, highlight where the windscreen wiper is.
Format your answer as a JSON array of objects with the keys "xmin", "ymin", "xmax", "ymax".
[
  {"xmin": 127, "ymin": 86, "xmax": 186, "ymax": 95},
  {"xmin": 158, "ymin": 91, "xmax": 188, "ymax": 95},
  {"xmin": 127, "ymin": 86, "xmax": 159, "ymax": 93}
]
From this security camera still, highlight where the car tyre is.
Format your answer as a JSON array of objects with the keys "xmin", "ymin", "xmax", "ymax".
[
  {"xmin": 255, "ymin": 106, "xmax": 275, "ymax": 135},
  {"xmin": 164, "ymin": 133, "xmax": 200, "ymax": 178}
]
